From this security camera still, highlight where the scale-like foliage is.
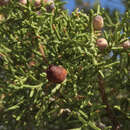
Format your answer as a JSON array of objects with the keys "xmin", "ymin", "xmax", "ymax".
[{"xmin": 0, "ymin": 0, "xmax": 129, "ymax": 129}]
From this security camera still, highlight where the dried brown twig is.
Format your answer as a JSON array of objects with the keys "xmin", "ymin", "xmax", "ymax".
[
  {"xmin": 98, "ymin": 74, "xmax": 120, "ymax": 130},
  {"xmin": 39, "ymin": 43, "xmax": 48, "ymax": 65}
]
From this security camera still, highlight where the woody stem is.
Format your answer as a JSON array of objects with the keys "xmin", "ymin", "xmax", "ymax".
[{"xmin": 98, "ymin": 74, "xmax": 120, "ymax": 130}]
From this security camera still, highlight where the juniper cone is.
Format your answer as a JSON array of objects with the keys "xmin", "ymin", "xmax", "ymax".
[
  {"xmin": 93, "ymin": 15, "xmax": 104, "ymax": 30},
  {"xmin": 122, "ymin": 40, "xmax": 130, "ymax": 49},
  {"xmin": 45, "ymin": 0, "xmax": 55, "ymax": 11},
  {"xmin": 96, "ymin": 38, "xmax": 108, "ymax": 50},
  {"xmin": 46, "ymin": 65, "xmax": 67, "ymax": 83},
  {"xmin": 34, "ymin": 0, "xmax": 42, "ymax": 7}
]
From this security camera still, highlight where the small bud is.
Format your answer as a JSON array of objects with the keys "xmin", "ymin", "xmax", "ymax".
[
  {"xmin": 44, "ymin": 0, "xmax": 55, "ymax": 11},
  {"xmin": 46, "ymin": 65, "xmax": 67, "ymax": 83},
  {"xmin": 19, "ymin": 0, "xmax": 27, "ymax": 5},
  {"xmin": 96, "ymin": 38, "xmax": 108, "ymax": 50},
  {"xmin": 29, "ymin": 61, "xmax": 36, "ymax": 67},
  {"xmin": 122, "ymin": 40, "xmax": 130, "ymax": 49},
  {"xmin": 93, "ymin": 15, "xmax": 104, "ymax": 30},
  {"xmin": 36, "ymin": 10, "xmax": 41, "ymax": 15},
  {"xmin": 0, "ymin": 14, "xmax": 5, "ymax": 22}
]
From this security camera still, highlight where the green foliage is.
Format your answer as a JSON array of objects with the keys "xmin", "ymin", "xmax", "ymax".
[{"xmin": 0, "ymin": 0, "xmax": 130, "ymax": 129}]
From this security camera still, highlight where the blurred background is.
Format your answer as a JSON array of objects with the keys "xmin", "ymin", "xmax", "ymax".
[{"xmin": 62, "ymin": 0, "xmax": 129, "ymax": 13}]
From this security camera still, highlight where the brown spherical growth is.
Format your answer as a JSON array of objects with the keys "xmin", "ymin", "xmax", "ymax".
[
  {"xmin": 93, "ymin": 15, "xmax": 104, "ymax": 30},
  {"xmin": 96, "ymin": 38, "xmax": 108, "ymax": 50},
  {"xmin": 122, "ymin": 40, "xmax": 130, "ymax": 49},
  {"xmin": 46, "ymin": 65, "xmax": 67, "ymax": 83}
]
